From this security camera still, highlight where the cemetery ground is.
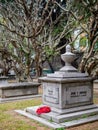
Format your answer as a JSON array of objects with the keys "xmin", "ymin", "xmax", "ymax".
[
  {"xmin": 0, "ymin": 88, "xmax": 98, "ymax": 130},
  {"xmin": 0, "ymin": 92, "xmax": 98, "ymax": 130}
]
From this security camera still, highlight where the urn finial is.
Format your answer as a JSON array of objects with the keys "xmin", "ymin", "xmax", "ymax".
[
  {"xmin": 66, "ymin": 44, "xmax": 71, "ymax": 52},
  {"xmin": 60, "ymin": 44, "xmax": 77, "ymax": 72}
]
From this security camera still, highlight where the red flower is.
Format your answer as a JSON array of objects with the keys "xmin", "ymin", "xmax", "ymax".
[{"xmin": 36, "ymin": 106, "xmax": 51, "ymax": 115}]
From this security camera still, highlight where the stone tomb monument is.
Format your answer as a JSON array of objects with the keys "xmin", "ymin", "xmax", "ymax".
[
  {"xmin": 0, "ymin": 76, "xmax": 41, "ymax": 102},
  {"xmin": 16, "ymin": 45, "xmax": 98, "ymax": 129}
]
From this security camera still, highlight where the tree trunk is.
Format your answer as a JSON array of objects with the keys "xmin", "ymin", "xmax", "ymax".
[{"xmin": 46, "ymin": 58, "xmax": 54, "ymax": 73}]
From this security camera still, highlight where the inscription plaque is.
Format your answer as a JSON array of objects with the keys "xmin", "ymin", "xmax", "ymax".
[
  {"xmin": 71, "ymin": 91, "xmax": 87, "ymax": 97},
  {"xmin": 66, "ymin": 86, "xmax": 91, "ymax": 104},
  {"xmin": 43, "ymin": 83, "xmax": 59, "ymax": 104}
]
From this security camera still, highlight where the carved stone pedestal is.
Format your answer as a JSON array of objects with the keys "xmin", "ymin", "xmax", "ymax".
[{"xmin": 41, "ymin": 77, "xmax": 93, "ymax": 112}]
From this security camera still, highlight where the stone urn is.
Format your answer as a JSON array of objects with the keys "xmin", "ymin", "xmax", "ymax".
[
  {"xmin": 61, "ymin": 44, "xmax": 75, "ymax": 65},
  {"xmin": 60, "ymin": 44, "xmax": 77, "ymax": 72}
]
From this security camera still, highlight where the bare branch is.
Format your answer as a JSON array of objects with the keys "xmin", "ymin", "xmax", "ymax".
[
  {"xmin": 54, "ymin": 1, "xmax": 89, "ymax": 34},
  {"xmin": 0, "ymin": 23, "xmax": 34, "ymax": 38}
]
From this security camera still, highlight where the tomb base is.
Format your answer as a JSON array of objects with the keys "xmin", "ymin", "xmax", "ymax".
[
  {"xmin": 15, "ymin": 76, "xmax": 98, "ymax": 129},
  {"xmin": 15, "ymin": 104, "xmax": 98, "ymax": 129}
]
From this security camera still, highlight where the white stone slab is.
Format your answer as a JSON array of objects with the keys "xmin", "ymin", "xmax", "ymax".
[
  {"xmin": 53, "ymin": 108, "xmax": 98, "ymax": 123},
  {"xmin": 26, "ymin": 106, "xmax": 59, "ymax": 120},
  {"xmin": 61, "ymin": 115, "xmax": 98, "ymax": 127},
  {"xmin": 15, "ymin": 110, "xmax": 64, "ymax": 129},
  {"xmin": 26, "ymin": 105, "xmax": 98, "ymax": 123},
  {"xmin": 26, "ymin": 104, "xmax": 98, "ymax": 115},
  {"xmin": 51, "ymin": 104, "xmax": 98, "ymax": 114},
  {"xmin": 15, "ymin": 109, "xmax": 98, "ymax": 129}
]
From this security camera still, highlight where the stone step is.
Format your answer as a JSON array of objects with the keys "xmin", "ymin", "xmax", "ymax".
[
  {"xmin": 61, "ymin": 114, "xmax": 98, "ymax": 128},
  {"xmin": 51, "ymin": 104, "xmax": 98, "ymax": 114},
  {"xmin": 15, "ymin": 109, "xmax": 98, "ymax": 129},
  {"xmin": 52, "ymin": 108, "xmax": 98, "ymax": 123},
  {"xmin": 15, "ymin": 110, "xmax": 63, "ymax": 129},
  {"xmin": 26, "ymin": 104, "xmax": 98, "ymax": 121},
  {"xmin": 26, "ymin": 105, "xmax": 98, "ymax": 123}
]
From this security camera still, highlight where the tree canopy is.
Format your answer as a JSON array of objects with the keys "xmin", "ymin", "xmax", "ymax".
[{"xmin": 0, "ymin": 0, "xmax": 98, "ymax": 80}]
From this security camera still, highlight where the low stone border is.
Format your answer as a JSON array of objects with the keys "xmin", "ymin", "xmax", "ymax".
[{"xmin": 0, "ymin": 82, "xmax": 41, "ymax": 102}]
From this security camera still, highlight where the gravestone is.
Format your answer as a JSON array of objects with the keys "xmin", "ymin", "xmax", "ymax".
[
  {"xmin": 0, "ymin": 76, "xmax": 41, "ymax": 102},
  {"xmin": 16, "ymin": 45, "xmax": 98, "ymax": 129}
]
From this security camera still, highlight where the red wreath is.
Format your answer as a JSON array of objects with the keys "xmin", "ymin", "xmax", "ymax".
[{"xmin": 36, "ymin": 106, "xmax": 51, "ymax": 115}]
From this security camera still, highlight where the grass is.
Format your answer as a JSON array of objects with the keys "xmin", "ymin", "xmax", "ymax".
[
  {"xmin": 0, "ymin": 98, "xmax": 50, "ymax": 130},
  {"xmin": 0, "ymin": 92, "xmax": 98, "ymax": 130}
]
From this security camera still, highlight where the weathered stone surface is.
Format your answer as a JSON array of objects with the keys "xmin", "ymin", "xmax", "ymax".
[
  {"xmin": 52, "ymin": 107, "xmax": 98, "ymax": 123},
  {"xmin": 41, "ymin": 77, "xmax": 93, "ymax": 109},
  {"xmin": 51, "ymin": 104, "xmax": 98, "ymax": 114},
  {"xmin": 15, "ymin": 110, "xmax": 64, "ymax": 129},
  {"xmin": 15, "ymin": 104, "xmax": 98, "ymax": 129},
  {"xmin": 0, "ymin": 82, "xmax": 40, "ymax": 98}
]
